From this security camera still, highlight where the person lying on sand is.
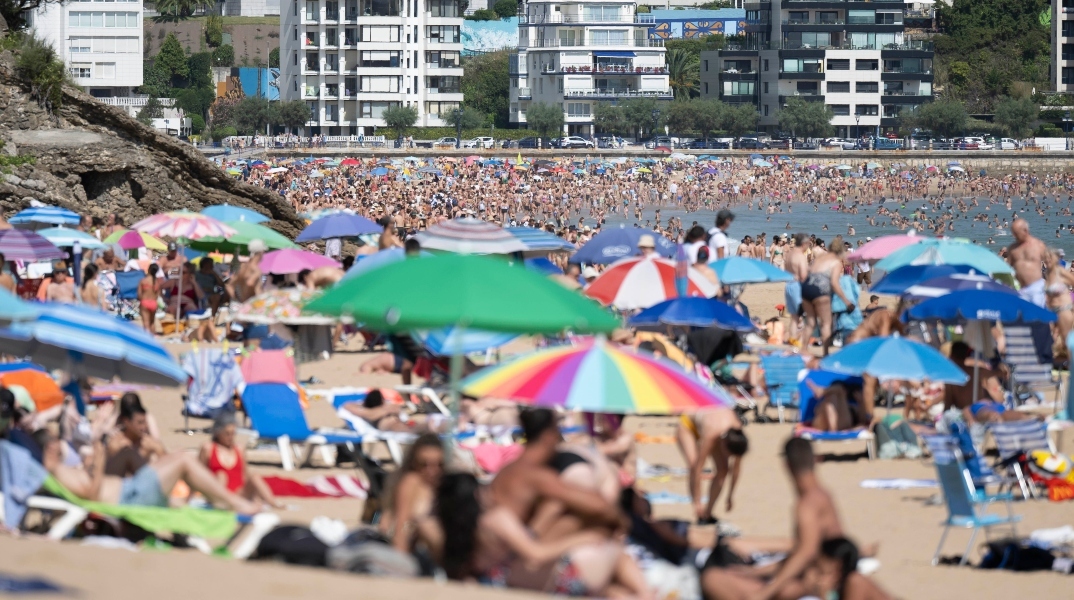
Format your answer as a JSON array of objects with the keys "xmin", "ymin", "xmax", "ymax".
[{"xmin": 676, "ymin": 407, "xmax": 748, "ymax": 524}]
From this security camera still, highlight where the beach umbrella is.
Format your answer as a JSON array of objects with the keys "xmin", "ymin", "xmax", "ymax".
[
  {"xmin": 0, "ymin": 287, "xmax": 39, "ymax": 324},
  {"xmin": 572, "ymin": 227, "xmax": 676, "ymax": 265},
  {"xmin": 226, "ymin": 168, "xmax": 242, "ymax": 176},
  {"xmin": 584, "ymin": 256, "xmax": 720, "ymax": 310},
  {"xmin": 627, "ymin": 297, "xmax": 755, "ymax": 331},
  {"xmin": 413, "ymin": 326, "xmax": 519, "ymax": 356},
  {"xmin": 200, "ymin": 204, "xmax": 269, "ymax": 224},
  {"xmin": 266, "ymin": 167, "xmax": 289, "ymax": 174},
  {"xmin": 418, "ymin": 166, "xmax": 443, "ymax": 176},
  {"xmin": 234, "ymin": 288, "xmax": 335, "ymax": 325},
  {"xmin": 460, "ymin": 339, "xmax": 735, "ymax": 414},
  {"xmin": 9, "ymin": 206, "xmax": 81, "ymax": 230},
  {"xmin": 905, "ymin": 289, "xmax": 1055, "ymax": 325},
  {"xmin": 130, "ymin": 211, "xmax": 236, "ymax": 241},
  {"xmin": 0, "ymin": 303, "xmax": 185, "ymax": 386},
  {"xmin": 874, "ymin": 239, "xmax": 1014, "ymax": 275},
  {"xmin": 901, "ymin": 274, "xmax": 1014, "ymax": 301},
  {"xmin": 305, "ymin": 254, "xmax": 619, "ymax": 335},
  {"xmin": 866, "ymin": 162, "xmax": 882, "ymax": 170},
  {"xmin": 869, "ymin": 264, "xmax": 977, "ymax": 295},
  {"xmin": 188, "ymin": 220, "xmax": 298, "ymax": 253},
  {"xmin": 846, "ymin": 234, "xmax": 924, "ymax": 263},
  {"xmin": 260, "ymin": 249, "xmax": 341, "ymax": 275},
  {"xmin": 506, "ymin": 226, "xmax": 576, "ymax": 255},
  {"xmin": 309, "ymin": 170, "xmax": 324, "ymax": 178},
  {"xmin": 343, "ymin": 247, "xmax": 431, "ymax": 281},
  {"xmin": 340, "ymin": 158, "xmax": 361, "ymax": 166},
  {"xmin": 524, "ymin": 257, "xmax": 564, "ymax": 276},
  {"xmin": 752, "ymin": 159, "xmax": 773, "ymax": 168},
  {"xmin": 370, "ymin": 167, "xmax": 390, "ymax": 176},
  {"xmin": 835, "ymin": 164, "xmax": 852, "ymax": 170},
  {"xmin": 414, "ymin": 217, "xmax": 528, "ymax": 255},
  {"xmin": 105, "ymin": 228, "xmax": 167, "ymax": 251},
  {"xmin": 709, "ymin": 257, "xmax": 794, "ymax": 285},
  {"xmin": 820, "ymin": 336, "xmax": 967, "ymax": 384},
  {"xmin": 37, "ymin": 227, "xmax": 107, "ymax": 250},
  {"xmin": 295, "ymin": 212, "xmax": 381, "ymax": 242},
  {"xmin": 0, "ymin": 229, "xmax": 66, "ymax": 261}
]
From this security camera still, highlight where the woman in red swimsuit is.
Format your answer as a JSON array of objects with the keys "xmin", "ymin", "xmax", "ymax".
[{"xmin": 198, "ymin": 413, "xmax": 282, "ymax": 508}]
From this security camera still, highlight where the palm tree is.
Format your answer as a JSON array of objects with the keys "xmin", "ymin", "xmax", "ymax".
[{"xmin": 666, "ymin": 48, "xmax": 700, "ymax": 100}]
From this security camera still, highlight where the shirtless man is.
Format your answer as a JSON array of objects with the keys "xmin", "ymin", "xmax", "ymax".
[
  {"xmin": 702, "ymin": 438, "xmax": 847, "ymax": 600},
  {"xmin": 489, "ymin": 408, "xmax": 627, "ymax": 540},
  {"xmin": 45, "ymin": 264, "xmax": 77, "ymax": 303},
  {"xmin": 0, "ymin": 253, "xmax": 15, "ymax": 294},
  {"xmin": 844, "ymin": 305, "xmax": 906, "ymax": 420},
  {"xmin": 234, "ymin": 239, "xmax": 266, "ymax": 302},
  {"xmin": 157, "ymin": 242, "xmax": 185, "ymax": 280},
  {"xmin": 1007, "ymin": 218, "xmax": 1048, "ymax": 307},
  {"xmin": 103, "ymin": 394, "xmax": 167, "ymax": 477},
  {"xmin": 676, "ymin": 408, "xmax": 748, "ymax": 524},
  {"xmin": 95, "ymin": 248, "xmax": 125, "ymax": 272},
  {"xmin": 783, "ymin": 233, "xmax": 810, "ymax": 345}
]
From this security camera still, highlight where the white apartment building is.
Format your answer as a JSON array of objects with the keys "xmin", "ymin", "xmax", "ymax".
[
  {"xmin": 219, "ymin": 0, "xmax": 282, "ymax": 17},
  {"xmin": 31, "ymin": 0, "xmax": 144, "ymax": 97},
  {"xmin": 280, "ymin": 0, "xmax": 465, "ymax": 134},
  {"xmin": 509, "ymin": 0, "xmax": 671, "ymax": 135}
]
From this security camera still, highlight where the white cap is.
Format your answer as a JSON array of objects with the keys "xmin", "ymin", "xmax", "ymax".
[
  {"xmin": 582, "ymin": 266, "xmax": 599, "ymax": 279},
  {"xmin": 866, "ymin": 237, "xmax": 873, "ymax": 241},
  {"xmin": 248, "ymin": 239, "xmax": 267, "ymax": 254},
  {"xmin": 638, "ymin": 234, "xmax": 656, "ymax": 248}
]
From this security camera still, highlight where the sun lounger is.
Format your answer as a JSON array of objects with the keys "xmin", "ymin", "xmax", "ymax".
[
  {"xmin": 793, "ymin": 370, "xmax": 875, "ymax": 459},
  {"xmin": 242, "ymin": 382, "xmax": 366, "ymax": 471},
  {"xmin": 759, "ymin": 354, "xmax": 806, "ymax": 423},
  {"xmin": 925, "ymin": 435, "xmax": 1020, "ymax": 566},
  {"xmin": 988, "ymin": 420, "xmax": 1055, "ymax": 500}
]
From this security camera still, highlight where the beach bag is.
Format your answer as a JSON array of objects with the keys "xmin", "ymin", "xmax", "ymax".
[
  {"xmin": 253, "ymin": 525, "xmax": 329, "ymax": 566},
  {"xmin": 979, "ymin": 540, "xmax": 1058, "ymax": 572}
]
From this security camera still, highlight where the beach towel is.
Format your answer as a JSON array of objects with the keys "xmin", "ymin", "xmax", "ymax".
[
  {"xmin": 859, "ymin": 478, "xmax": 937, "ymax": 490},
  {"xmin": 262, "ymin": 475, "xmax": 367, "ymax": 499},
  {"xmin": 0, "ymin": 574, "xmax": 66, "ymax": 594},
  {"xmin": 469, "ymin": 443, "xmax": 523, "ymax": 474},
  {"xmin": 645, "ymin": 491, "xmax": 694, "ymax": 505},
  {"xmin": 0, "ymin": 440, "xmax": 49, "ymax": 530},
  {"xmin": 636, "ymin": 458, "xmax": 688, "ymax": 480},
  {"xmin": 181, "ymin": 348, "xmax": 245, "ymax": 417}
]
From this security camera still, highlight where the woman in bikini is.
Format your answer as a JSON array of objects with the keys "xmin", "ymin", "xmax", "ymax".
[
  {"xmin": 137, "ymin": 264, "xmax": 161, "ymax": 331},
  {"xmin": 1044, "ymin": 250, "xmax": 1074, "ymax": 345},
  {"xmin": 198, "ymin": 413, "xmax": 282, "ymax": 508},
  {"xmin": 380, "ymin": 433, "xmax": 443, "ymax": 553},
  {"xmin": 801, "ymin": 235, "xmax": 852, "ymax": 355}
]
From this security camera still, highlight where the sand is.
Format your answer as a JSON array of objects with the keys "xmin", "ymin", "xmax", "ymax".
[{"xmin": 6, "ymin": 303, "xmax": 1074, "ymax": 599}]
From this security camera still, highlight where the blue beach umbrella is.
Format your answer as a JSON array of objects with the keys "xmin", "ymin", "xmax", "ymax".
[
  {"xmin": 296, "ymin": 212, "xmax": 382, "ymax": 242},
  {"xmin": 0, "ymin": 303, "xmax": 185, "ymax": 385},
  {"xmin": 414, "ymin": 326, "xmax": 519, "ymax": 356},
  {"xmin": 0, "ymin": 287, "xmax": 38, "ymax": 324},
  {"xmin": 37, "ymin": 227, "xmax": 107, "ymax": 250},
  {"xmin": 572, "ymin": 227, "xmax": 676, "ymax": 265},
  {"xmin": 904, "ymin": 289, "xmax": 1056, "ymax": 324},
  {"xmin": 370, "ymin": 167, "xmax": 390, "ymax": 176},
  {"xmin": 9, "ymin": 206, "xmax": 80, "ymax": 229},
  {"xmin": 820, "ymin": 336, "xmax": 968, "ymax": 383},
  {"xmin": 869, "ymin": 264, "xmax": 977, "ymax": 295},
  {"xmin": 901, "ymin": 274, "xmax": 1014, "ymax": 302},
  {"xmin": 628, "ymin": 297, "xmax": 755, "ymax": 331},
  {"xmin": 200, "ymin": 203, "xmax": 269, "ymax": 224},
  {"xmin": 874, "ymin": 239, "xmax": 1014, "ymax": 275},
  {"xmin": 506, "ymin": 227, "xmax": 576, "ymax": 254},
  {"xmin": 524, "ymin": 257, "xmax": 564, "ymax": 276},
  {"xmin": 709, "ymin": 257, "xmax": 794, "ymax": 285}
]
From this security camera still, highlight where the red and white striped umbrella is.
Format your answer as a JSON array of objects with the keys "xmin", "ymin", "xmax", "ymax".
[
  {"xmin": 584, "ymin": 256, "xmax": 719, "ymax": 310},
  {"xmin": 130, "ymin": 210, "xmax": 236, "ymax": 240}
]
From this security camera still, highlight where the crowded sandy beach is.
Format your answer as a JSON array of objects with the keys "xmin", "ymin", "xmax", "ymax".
[{"xmin": 3, "ymin": 153, "xmax": 1074, "ymax": 600}]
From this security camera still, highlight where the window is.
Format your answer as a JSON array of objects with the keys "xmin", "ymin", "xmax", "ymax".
[
  {"xmin": 360, "ymin": 75, "xmax": 400, "ymax": 92},
  {"xmin": 426, "ymin": 25, "xmax": 459, "ymax": 43},
  {"xmin": 1065, "ymin": 44, "xmax": 1074, "ymax": 61},
  {"xmin": 361, "ymin": 50, "xmax": 400, "ymax": 67},
  {"xmin": 427, "ymin": 75, "xmax": 460, "ymax": 93},
  {"xmin": 326, "ymin": 0, "xmax": 339, "ymax": 18},
  {"xmin": 344, "ymin": 76, "xmax": 357, "ymax": 95},
  {"xmin": 827, "ymin": 81, "xmax": 849, "ymax": 93},
  {"xmin": 325, "ymin": 53, "xmax": 339, "ymax": 70},
  {"xmin": 855, "ymin": 104, "xmax": 879, "ymax": 116},
  {"xmin": 325, "ymin": 28, "xmax": 338, "ymax": 45},
  {"xmin": 426, "ymin": 101, "xmax": 460, "ymax": 115},
  {"xmin": 763, "ymin": 104, "xmax": 769, "ymax": 116},
  {"xmin": 306, "ymin": 1, "xmax": 318, "ymax": 20},
  {"xmin": 763, "ymin": 59, "xmax": 769, "ymax": 71},
  {"xmin": 325, "ymin": 83, "xmax": 339, "ymax": 96},
  {"xmin": 567, "ymin": 102, "xmax": 590, "ymax": 116},
  {"xmin": 782, "ymin": 58, "xmax": 821, "ymax": 73},
  {"xmin": 703, "ymin": 60, "xmax": 708, "ymax": 72},
  {"xmin": 306, "ymin": 101, "xmax": 318, "ymax": 121},
  {"xmin": 426, "ymin": 50, "xmax": 460, "ymax": 68},
  {"xmin": 306, "ymin": 31, "xmax": 318, "ymax": 45},
  {"xmin": 360, "ymin": 101, "xmax": 400, "ymax": 118},
  {"xmin": 363, "ymin": 25, "xmax": 401, "ymax": 42},
  {"xmin": 325, "ymin": 104, "xmax": 339, "ymax": 121},
  {"xmin": 796, "ymin": 81, "xmax": 819, "ymax": 95},
  {"xmin": 875, "ymin": 11, "xmax": 902, "ymax": 24},
  {"xmin": 831, "ymin": 104, "xmax": 850, "ymax": 116},
  {"xmin": 590, "ymin": 29, "xmax": 628, "ymax": 45},
  {"xmin": 360, "ymin": 0, "xmax": 400, "ymax": 16},
  {"xmin": 305, "ymin": 52, "xmax": 319, "ymax": 70},
  {"xmin": 1064, "ymin": 21, "xmax": 1074, "ymax": 37},
  {"xmin": 427, "ymin": 0, "xmax": 460, "ymax": 17},
  {"xmin": 345, "ymin": 28, "xmax": 357, "ymax": 44},
  {"xmin": 69, "ymin": 37, "xmax": 91, "ymax": 53},
  {"xmin": 722, "ymin": 81, "xmax": 754, "ymax": 96},
  {"xmin": 847, "ymin": 9, "xmax": 873, "ymax": 24},
  {"xmin": 763, "ymin": 82, "xmax": 768, "ymax": 93},
  {"xmin": 1064, "ymin": 68, "xmax": 1074, "ymax": 85},
  {"xmin": 704, "ymin": 82, "xmax": 709, "ymax": 94},
  {"xmin": 817, "ymin": 11, "xmax": 838, "ymax": 24},
  {"xmin": 293, "ymin": 52, "xmax": 298, "ymax": 65},
  {"xmin": 69, "ymin": 64, "xmax": 91, "ymax": 78},
  {"xmin": 583, "ymin": 5, "xmax": 621, "ymax": 20},
  {"xmin": 850, "ymin": 33, "xmax": 896, "ymax": 50},
  {"xmin": 883, "ymin": 104, "xmax": 903, "ymax": 118},
  {"xmin": 856, "ymin": 59, "xmax": 878, "ymax": 71},
  {"xmin": 787, "ymin": 10, "xmax": 808, "ymax": 23},
  {"xmin": 68, "ymin": 11, "xmax": 138, "ymax": 27},
  {"xmin": 856, "ymin": 82, "xmax": 878, "ymax": 93},
  {"xmin": 826, "ymin": 59, "xmax": 849, "ymax": 70},
  {"xmin": 784, "ymin": 31, "xmax": 831, "ymax": 49}
]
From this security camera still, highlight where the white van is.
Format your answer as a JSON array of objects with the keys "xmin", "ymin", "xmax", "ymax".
[{"xmin": 998, "ymin": 138, "xmax": 1021, "ymax": 150}]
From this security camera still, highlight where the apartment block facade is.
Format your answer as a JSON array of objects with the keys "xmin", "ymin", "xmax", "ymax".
[
  {"xmin": 281, "ymin": 0, "xmax": 465, "ymax": 134},
  {"xmin": 509, "ymin": 0, "xmax": 671, "ymax": 135},
  {"xmin": 699, "ymin": 0, "xmax": 934, "ymax": 137}
]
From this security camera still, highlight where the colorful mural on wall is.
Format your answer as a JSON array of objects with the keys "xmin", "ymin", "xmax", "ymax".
[
  {"xmin": 463, "ymin": 17, "xmax": 519, "ymax": 53},
  {"xmin": 647, "ymin": 9, "xmax": 746, "ymax": 41}
]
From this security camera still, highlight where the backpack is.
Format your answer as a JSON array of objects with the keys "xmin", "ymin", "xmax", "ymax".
[
  {"xmin": 979, "ymin": 540, "xmax": 1057, "ymax": 571},
  {"xmin": 252, "ymin": 526, "xmax": 329, "ymax": 566}
]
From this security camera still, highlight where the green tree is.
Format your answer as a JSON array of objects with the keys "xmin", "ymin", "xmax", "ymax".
[
  {"xmin": 233, "ymin": 97, "xmax": 273, "ymax": 135},
  {"xmin": 467, "ymin": 8, "xmax": 497, "ymax": 20},
  {"xmin": 14, "ymin": 33, "xmax": 69, "ymax": 111},
  {"xmin": 664, "ymin": 99, "xmax": 697, "ymax": 134},
  {"xmin": 136, "ymin": 96, "xmax": 165, "ymax": 126},
  {"xmin": 269, "ymin": 46, "xmax": 280, "ymax": 68},
  {"xmin": 205, "ymin": 14, "xmax": 224, "ymax": 47},
  {"xmin": 155, "ymin": 33, "xmax": 189, "ymax": 87},
  {"xmin": 155, "ymin": 0, "xmax": 201, "ymax": 18},
  {"xmin": 525, "ymin": 102, "xmax": 564, "ymax": 137},
  {"xmin": 383, "ymin": 104, "xmax": 420, "ymax": 139},
  {"xmin": 777, "ymin": 97, "xmax": 833, "ymax": 138},
  {"xmin": 664, "ymin": 34, "xmax": 726, "ymax": 56},
  {"xmin": 174, "ymin": 86, "xmax": 215, "ymax": 119},
  {"xmin": 694, "ymin": 99, "xmax": 725, "ymax": 140},
  {"xmin": 274, "ymin": 100, "xmax": 312, "ymax": 133},
  {"xmin": 620, "ymin": 97, "xmax": 661, "ymax": 139},
  {"xmin": 461, "ymin": 50, "xmax": 510, "ymax": 127},
  {"xmin": 493, "ymin": 0, "xmax": 516, "ymax": 18},
  {"xmin": 189, "ymin": 113, "xmax": 205, "ymax": 135},
  {"xmin": 212, "ymin": 44, "xmax": 235, "ymax": 67},
  {"xmin": 994, "ymin": 96, "xmax": 1038, "ymax": 138},
  {"xmin": 909, "ymin": 99, "xmax": 968, "ymax": 138},
  {"xmin": 210, "ymin": 96, "xmax": 241, "ymax": 131},
  {"xmin": 445, "ymin": 106, "xmax": 486, "ymax": 130},
  {"xmin": 666, "ymin": 48, "xmax": 700, "ymax": 100},
  {"xmin": 592, "ymin": 102, "xmax": 625, "ymax": 135},
  {"xmin": 187, "ymin": 52, "xmax": 213, "ymax": 89},
  {"xmin": 723, "ymin": 103, "xmax": 758, "ymax": 137}
]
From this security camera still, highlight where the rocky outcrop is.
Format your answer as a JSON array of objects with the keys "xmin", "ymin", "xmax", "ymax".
[{"xmin": 0, "ymin": 51, "xmax": 303, "ymax": 237}]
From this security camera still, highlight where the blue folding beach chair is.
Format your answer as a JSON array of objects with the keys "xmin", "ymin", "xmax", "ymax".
[
  {"xmin": 921, "ymin": 435, "xmax": 1015, "ymax": 513},
  {"xmin": 760, "ymin": 354, "xmax": 805, "ymax": 423},
  {"xmin": 112, "ymin": 270, "xmax": 144, "ymax": 321},
  {"xmin": 926, "ymin": 435, "xmax": 1020, "ymax": 566},
  {"xmin": 794, "ymin": 370, "xmax": 874, "ymax": 459},
  {"xmin": 242, "ymin": 383, "xmax": 365, "ymax": 471}
]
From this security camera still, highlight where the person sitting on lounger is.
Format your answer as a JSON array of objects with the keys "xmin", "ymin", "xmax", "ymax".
[
  {"xmin": 802, "ymin": 380, "xmax": 869, "ymax": 433},
  {"xmin": 676, "ymin": 408, "xmax": 748, "ymax": 524},
  {"xmin": 198, "ymin": 413, "xmax": 283, "ymax": 509},
  {"xmin": 380, "ymin": 433, "xmax": 444, "ymax": 554},
  {"xmin": 38, "ymin": 429, "xmax": 261, "ymax": 514},
  {"xmin": 942, "ymin": 341, "xmax": 1034, "ymax": 424}
]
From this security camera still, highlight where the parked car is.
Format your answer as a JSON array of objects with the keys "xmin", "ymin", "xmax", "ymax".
[
  {"xmin": 597, "ymin": 136, "xmax": 627, "ymax": 148},
  {"xmin": 793, "ymin": 140, "xmax": 818, "ymax": 150},
  {"xmin": 768, "ymin": 138, "xmax": 793, "ymax": 150},
  {"xmin": 644, "ymin": 136, "xmax": 675, "ymax": 149},
  {"xmin": 872, "ymin": 137, "xmax": 902, "ymax": 150},
  {"xmin": 998, "ymin": 137, "xmax": 1021, "ymax": 150},
  {"xmin": 433, "ymin": 137, "xmax": 458, "ymax": 148},
  {"xmin": 962, "ymin": 136, "xmax": 993, "ymax": 150},
  {"xmin": 735, "ymin": 137, "xmax": 767, "ymax": 150},
  {"xmin": 517, "ymin": 136, "xmax": 553, "ymax": 148},
  {"xmin": 823, "ymin": 138, "xmax": 856, "ymax": 150},
  {"xmin": 558, "ymin": 135, "xmax": 595, "ymax": 149}
]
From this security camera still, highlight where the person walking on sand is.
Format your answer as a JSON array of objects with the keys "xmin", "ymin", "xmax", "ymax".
[
  {"xmin": 676, "ymin": 408, "xmax": 748, "ymax": 525},
  {"xmin": 783, "ymin": 233, "xmax": 810, "ymax": 346}
]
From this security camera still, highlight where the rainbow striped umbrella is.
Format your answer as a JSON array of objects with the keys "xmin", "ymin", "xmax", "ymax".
[
  {"xmin": 130, "ymin": 210, "xmax": 236, "ymax": 241},
  {"xmin": 460, "ymin": 339, "xmax": 734, "ymax": 414}
]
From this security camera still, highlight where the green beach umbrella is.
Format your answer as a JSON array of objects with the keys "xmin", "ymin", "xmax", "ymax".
[
  {"xmin": 187, "ymin": 220, "xmax": 298, "ymax": 254},
  {"xmin": 305, "ymin": 253, "xmax": 620, "ymax": 335}
]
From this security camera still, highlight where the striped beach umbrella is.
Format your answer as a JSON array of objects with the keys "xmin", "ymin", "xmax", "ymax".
[
  {"xmin": 104, "ymin": 228, "xmax": 168, "ymax": 251},
  {"xmin": 461, "ymin": 339, "xmax": 734, "ymax": 414},
  {"xmin": 0, "ymin": 229, "xmax": 66, "ymax": 261},
  {"xmin": 506, "ymin": 226, "xmax": 576, "ymax": 255},
  {"xmin": 200, "ymin": 203, "xmax": 269, "ymax": 224},
  {"xmin": 584, "ymin": 256, "xmax": 720, "ymax": 310},
  {"xmin": 9, "ymin": 206, "xmax": 80, "ymax": 230},
  {"xmin": 130, "ymin": 210, "xmax": 236, "ymax": 240},
  {"xmin": 414, "ymin": 217, "xmax": 528, "ymax": 255},
  {"xmin": 37, "ymin": 227, "xmax": 107, "ymax": 250}
]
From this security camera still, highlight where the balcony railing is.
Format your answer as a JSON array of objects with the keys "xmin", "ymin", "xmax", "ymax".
[
  {"xmin": 528, "ymin": 38, "xmax": 665, "ymax": 48},
  {"xmin": 96, "ymin": 97, "xmax": 175, "ymax": 107},
  {"xmin": 304, "ymin": 88, "xmax": 320, "ymax": 98},
  {"xmin": 543, "ymin": 65, "xmax": 668, "ymax": 74},
  {"xmin": 325, "ymin": 87, "xmax": 340, "ymax": 98},
  {"xmin": 721, "ymin": 68, "xmax": 757, "ymax": 73},
  {"xmin": 519, "ymin": 14, "xmax": 655, "ymax": 24},
  {"xmin": 564, "ymin": 88, "xmax": 673, "ymax": 98},
  {"xmin": 883, "ymin": 67, "xmax": 932, "ymax": 74},
  {"xmin": 904, "ymin": 9, "xmax": 934, "ymax": 18},
  {"xmin": 780, "ymin": 67, "xmax": 823, "ymax": 74},
  {"xmin": 882, "ymin": 89, "xmax": 930, "ymax": 96},
  {"xmin": 517, "ymin": 87, "xmax": 532, "ymax": 98},
  {"xmin": 303, "ymin": 63, "xmax": 320, "ymax": 73},
  {"xmin": 782, "ymin": 19, "xmax": 845, "ymax": 25}
]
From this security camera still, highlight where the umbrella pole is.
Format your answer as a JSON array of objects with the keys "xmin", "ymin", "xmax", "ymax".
[
  {"xmin": 174, "ymin": 243, "xmax": 185, "ymax": 338},
  {"xmin": 972, "ymin": 359, "xmax": 979, "ymax": 405}
]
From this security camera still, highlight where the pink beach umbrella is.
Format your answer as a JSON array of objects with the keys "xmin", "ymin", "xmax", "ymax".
[
  {"xmin": 130, "ymin": 210, "xmax": 237, "ymax": 240},
  {"xmin": 846, "ymin": 234, "xmax": 924, "ymax": 263},
  {"xmin": 260, "ymin": 249, "xmax": 341, "ymax": 275}
]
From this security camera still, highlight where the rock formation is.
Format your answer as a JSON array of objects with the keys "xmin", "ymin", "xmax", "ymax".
[{"xmin": 0, "ymin": 50, "xmax": 303, "ymax": 237}]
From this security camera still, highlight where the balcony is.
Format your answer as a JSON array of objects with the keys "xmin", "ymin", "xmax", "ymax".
[
  {"xmin": 509, "ymin": 54, "xmax": 527, "ymax": 76},
  {"xmin": 304, "ymin": 87, "xmax": 320, "ymax": 98},
  {"xmin": 528, "ymin": 38, "xmax": 665, "ymax": 48},
  {"xmin": 883, "ymin": 67, "xmax": 932, "ymax": 74},
  {"xmin": 779, "ymin": 94, "xmax": 825, "ymax": 103},
  {"xmin": 303, "ymin": 63, "xmax": 320, "ymax": 73},
  {"xmin": 564, "ymin": 88, "xmax": 673, "ymax": 99},
  {"xmin": 882, "ymin": 89, "xmax": 930, "ymax": 95},
  {"xmin": 904, "ymin": 8, "xmax": 934, "ymax": 18},
  {"xmin": 517, "ymin": 87, "xmax": 532, "ymax": 99},
  {"xmin": 519, "ymin": 14, "xmax": 655, "ymax": 25},
  {"xmin": 782, "ymin": 18, "xmax": 845, "ymax": 25},
  {"xmin": 324, "ymin": 86, "xmax": 340, "ymax": 98},
  {"xmin": 325, "ymin": 9, "xmax": 340, "ymax": 20},
  {"xmin": 545, "ymin": 65, "xmax": 668, "ymax": 74},
  {"xmin": 884, "ymin": 40, "xmax": 934, "ymax": 51}
]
